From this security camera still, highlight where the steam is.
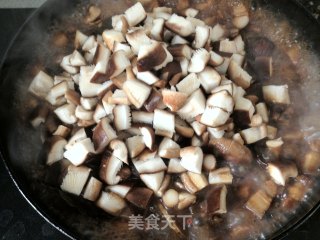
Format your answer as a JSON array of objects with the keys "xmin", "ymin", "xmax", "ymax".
[{"xmin": 2, "ymin": 0, "xmax": 320, "ymax": 240}]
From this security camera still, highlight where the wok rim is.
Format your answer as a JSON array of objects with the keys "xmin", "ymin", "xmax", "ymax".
[{"xmin": 0, "ymin": 1, "xmax": 319, "ymax": 240}]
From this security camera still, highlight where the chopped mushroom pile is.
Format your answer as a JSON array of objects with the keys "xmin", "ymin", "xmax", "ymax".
[{"xmin": 27, "ymin": 1, "xmax": 318, "ymax": 238}]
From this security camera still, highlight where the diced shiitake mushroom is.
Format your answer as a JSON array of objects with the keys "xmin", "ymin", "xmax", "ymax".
[
  {"xmin": 158, "ymin": 137, "xmax": 180, "ymax": 158},
  {"xmin": 106, "ymin": 184, "xmax": 132, "ymax": 198},
  {"xmin": 302, "ymin": 151, "xmax": 320, "ymax": 174},
  {"xmin": 188, "ymin": 49, "xmax": 210, "ymax": 73},
  {"xmin": 126, "ymin": 136, "xmax": 145, "ymax": 158},
  {"xmin": 177, "ymin": 191, "xmax": 196, "ymax": 210},
  {"xmin": 29, "ymin": 2, "xmax": 299, "ymax": 223},
  {"xmin": 168, "ymin": 158, "xmax": 186, "ymax": 173},
  {"xmin": 178, "ymin": 89, "xmax": 206, "ymax": 120},
  {"xmin": 153, "ymin": 109, "xmax": 175, "ymax": 137},
  {"xmin": 85, "ymin": 5, "xmax": 102, "ymax": 25},
  {"xmin": 156, "ymin": 174, "xmax": 171, "ymax": 197},
  {"xmin": 109, "ymin": 139, "xmax": 128, "ymax": 164},
  {"xmin": 140, "ymin": 171, "xmax": 165, "ymax": 192},
  {"xmin": 162, "ymin": 89, "xmax": 188, "ymax": 112},
  {"xmin": 96, "ymin": 191, "xmax": 127, "ymax": 216},
  {"xmin": 245, "ymin": 190, "xmax": 272, "ymax": 219},
  {"xmin": 240, "ymin": 124, "xmax": 267, "ymax": 144},
  {"xmin": 83, "ymin": 177, "xmax": 103, "ymax": 201},
  {"xmin": 202, "ymin": 185, "xmax": 228, "ymax": 214},
  {"xmin": 54, "ymin": 104, "xmax": 77, "ymax": 124},
  {"xmin": 53, "ymin": 125, "xmax": 70, "ymax": 138},
  {"xmin": 203, "ymin": 154, "xmax": 217, "ymax": 171},
  {"xmin": 123, "ymin": 79, "xmax": 151, "ymax": 109},
  {"xmin": 180, "ymin": 146, "xmax": 203, "ymax": 174},
  {"xmin": 209, "ymin": 138, "xmax": 253, "ymax": 164},
  {"xmin": 232, "ymin": 3, "xmax": 249, "ymax": 29},
  {"xmin": 124, "ymin": 2, "xmax": 147, "ymax": 27},
  {"xmin": 262, "ymin": 85, "xmax": 290, "ymax": 105},
  {"xmin": 228, "ymin": 60, "xmax": 252, "ymax": 89},
  {"xmin": 113, "ymin": 105, "xmax": 131, "ymax": 131},
  {"xmin": 165, "ymin": 14, "xmax": 195, "ymax": 37},
  {"xmin": 126, "ymin": 187, "xmax": 154, "ymax": 209},
  {"xmin": 267, "ymin": 162, "xmax": 298, "ymax": 186},
  {"xmin": 46, "ymin": 136, "xmax": 67, "ymax": 165},
  {"xmin": 209, "ymin": 167, "xmax": 233, "ymax": 185},
  {"xmin": 28, "ymin": 71, "xmax": 54, "ymax": 98},
  {"xmin": 163, "ymin": 189, "xmax": 179, "ymax": 208},
  {"xmin": 99, "ymin": 153, "xmax": 124, "ymax": 185},
  {"xmin": 176, "ymin": 73, "xmax": 200, "ymax": 96},
  {"xmin": 180, "ymin": 172, "xmax": 207, "ymax": 194},
  {"xmin": 133, "ymin": 157, "xmax": 167, "ymax": 174},
  {"xmin": 60, "ymin": 165, "xmax": 91, "ymax": 195},
  {"xmin": 64, "ymin": 138, "xmax": 94, "ymax": 166},
  {"xmin": 92, "ymin": 118, "xmax": 117, "ymax": 153}
]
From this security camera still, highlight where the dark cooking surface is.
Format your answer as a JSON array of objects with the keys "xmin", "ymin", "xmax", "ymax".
[{"xmin": 0, "ymin": 2, "xmax": 319, "ymax": 239}]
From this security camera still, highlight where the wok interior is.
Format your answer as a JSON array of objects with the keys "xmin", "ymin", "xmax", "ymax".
[{"xmin": 0, "ymin": 0, "xmax": 320, "ymax": 239}]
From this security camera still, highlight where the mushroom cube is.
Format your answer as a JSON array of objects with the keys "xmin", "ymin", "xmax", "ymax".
[
  {"xmin": 96, "ymin": 191, "xmax": 127, "ymax": 216},
  {"xmin": 126, "ymin": 187, "xmax": 154, "ymax": 209},
  {"xmin": 113, "ymin": 105, "xmax": 131, "ymax": 131},
  {"xmin": 168, "ymin": 158, "xmax": 187, "ymax": 173},
  {"xmin": 124, "ymin": 2, "xmax": 147, "ymax": 27},
  {"xmin": 203, "ymin": 185, "xmax": 228, "ymax": 214},
  {"xmin": 133, "ymin": 157, "xmax": 167, "ymax": 174},
  {"xmin": 188, "ymin": 48, "xmax": 210, "ymax": 73},
  {"xmin": 228, "ymin": 60, "xmax": 252, "ymax": 89},
  {"xmin": 180, "ymin": 146, "xmax": 203, "ymax": 174},
  {"xmin": 153, "ymin": 109, "xmax": 175, "ymax": 134},
  {"xmin": 123, "ymin": 79, "xmax": 151, "ymax": 109},
  {"xmin": 267, "ymin": 162, "xmax": 298, "ymax": 186},
  {"xmin": 209, "ymin": 167, "xmax": 233, "ymax": 185},
  {"xmin": 92, "ymin": 118, "xmax": 117, "ymax": 153},
  {"xmin": 140, "ymin": 171, "xmax": 165, "ymax": 192},
  {"xmin": 60, "ymin": 165, "xmax": 91, "ymax": 196},
  {"xmin": 106, "ymin": 50, "xmax": 131, "ymax": 79},
  {"xmin": 198, "ymin": 67, "xmax": 221, "ymax": 93},
  {"xmin": 178, "ymin": 89, "xmax": 206, "ymax": 120},
  {"xmin": 162, "ymin": 89, "xmax": 188, "ymax": 112},
  {"xmin": 126, "ymin": 136, "xmax": 146, "ymax": 158},
  {"xmin": 100, "ymin": 154, "xmax": 123, "ymax": 185},
  {"xmin": 28, "ymin": 71, "xmax": 54, "ymax": 98},
  {"xmin": 165, "ymin": 14, "xmax": 195, "ymax": 37},
  {"xmin": 176, "ymin": 73, "xmax": 200, "ymax": 96},
  {"xmin": 83, "ymin": 177, "xmax": 103, "ymax": 201},
  {"xmin": 158, "ymin": 137, "xmax": 180, "ymax": 158},
  {"xmin": 46, "ymin": 136, "xmax": 67, "ymax": 166},
  {"xmin": 240, "ymin": 124, "xmax": 268, "ymax": 144},
  {"xmin": 209, "ymin": 137, "xmax": 253, "ymax": 164},
  {"xmin": 163, "ymin": 189, "xmax": 179, "ymax": 208},
  {"xmin": 63, "ymin": 138, "xmax": 94, "ymax": 166},
  {"xmin": 262, "ymin": 85, "xmax": 290, "ymax": 105},
  {"xmin": 245, "ymin": 190, "xmax": 272, "ymax": 219}
]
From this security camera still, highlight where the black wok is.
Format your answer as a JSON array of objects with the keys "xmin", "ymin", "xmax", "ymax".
[{"xmin": 0, "ymin": 0, "xmax": 320, "ymax": 239}]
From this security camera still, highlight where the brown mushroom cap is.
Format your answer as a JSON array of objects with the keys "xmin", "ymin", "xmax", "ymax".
[
  {"xmin": 209, "ymin": 137, "xmax": 253, "ymax": 164},
  {"xmin": 99, "ymin": 153, "xmax": 123, "ymax": 185},
  {"xmin": 92, "ymin": 118, "xmax": 117, "ymax": 153},
  {"xmin": 126, "ymin": 187, "xmax": 153, "ymax": 209},
  {"xmin": 162, "ymin": 89, "xmax": 188, "ymax": 112},
  {"xmin": 137, "ymin": 42, "xmax": 168, "ymax": 72},
  {"xmin": 202, "ymin": 185, "xmax": 228, "ymax": 215}
]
